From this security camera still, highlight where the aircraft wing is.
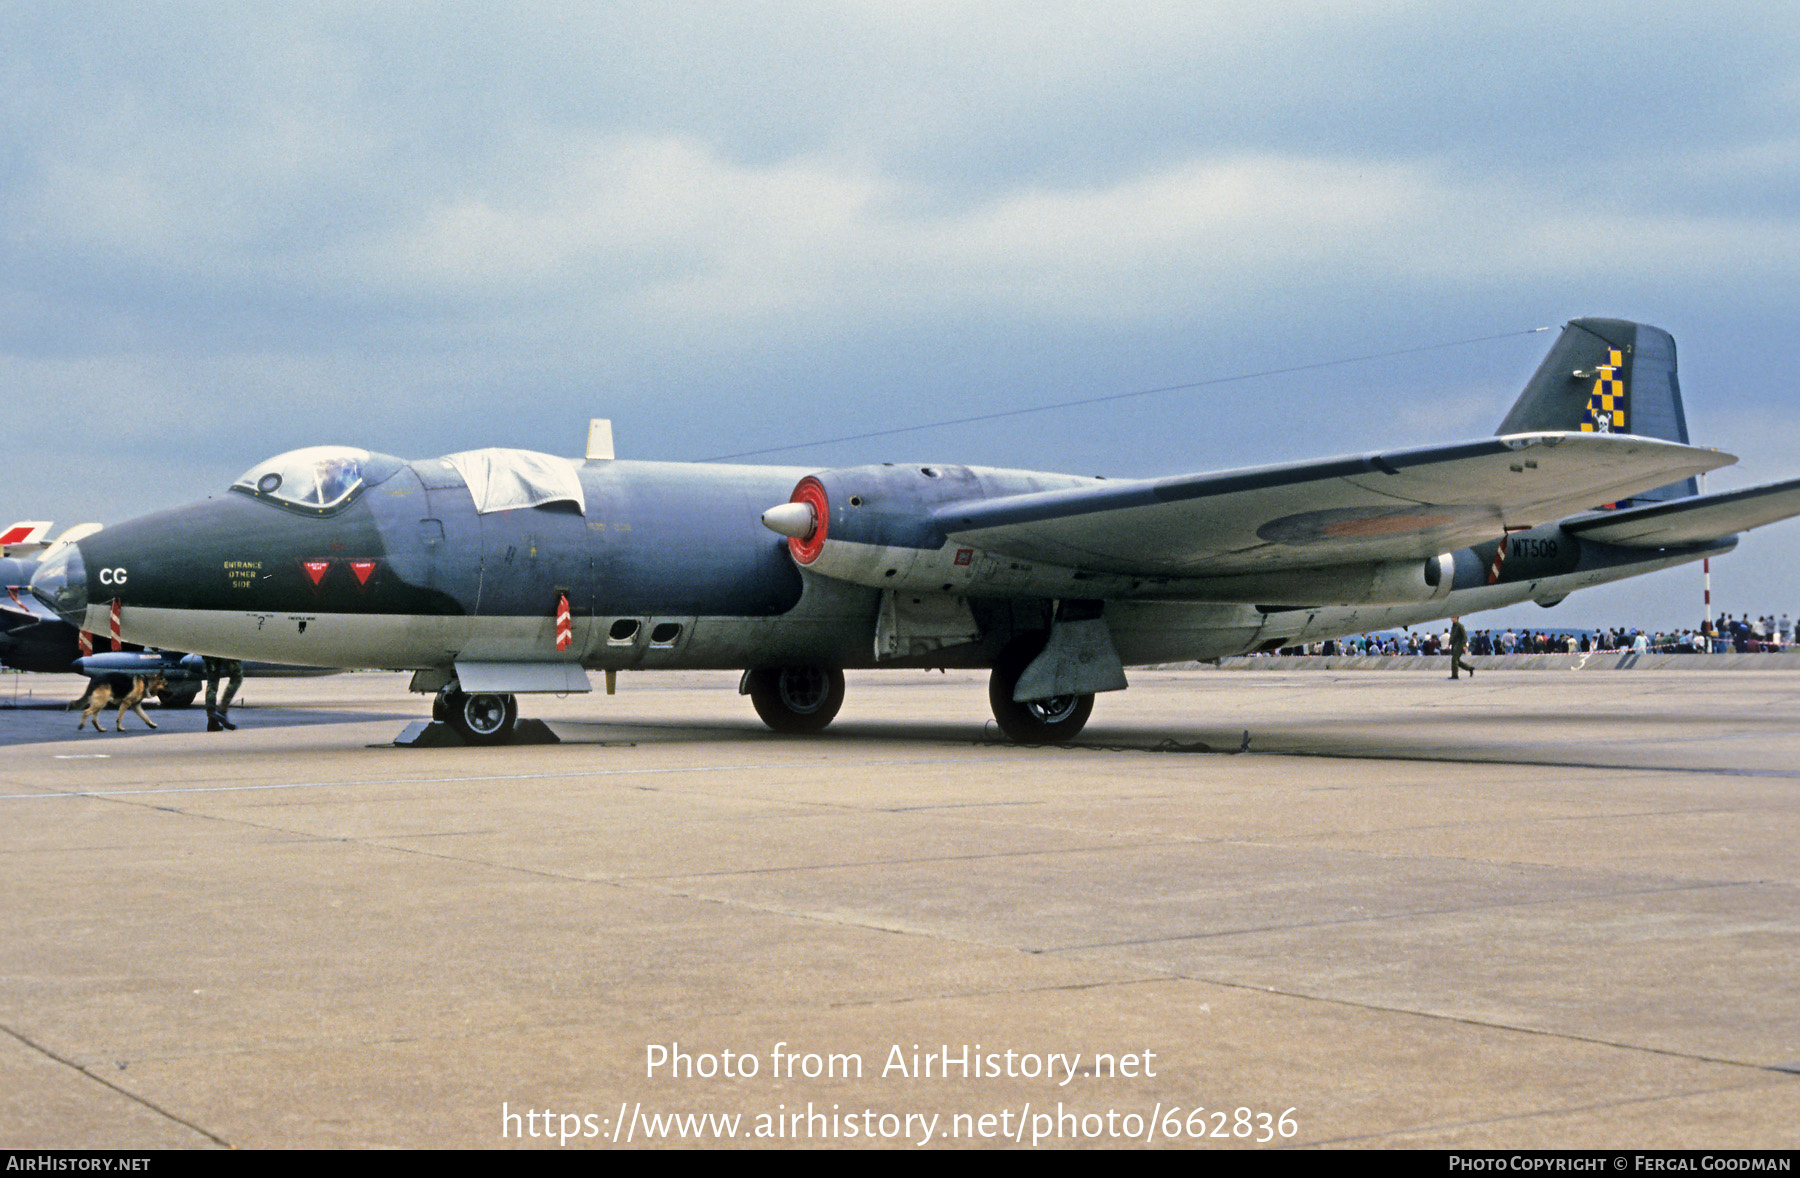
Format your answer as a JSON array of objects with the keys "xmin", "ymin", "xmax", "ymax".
[
  {"xmin": 2, "ymin": 585, "xmax": 65, "ymax": 621},
  {"xmin": 931, "ymin": 433, "xmax": 1731, "ymax": 577},
  {"xmin": 1560, "ymin": 474, "xmax": 1800, "ymax": 547}
]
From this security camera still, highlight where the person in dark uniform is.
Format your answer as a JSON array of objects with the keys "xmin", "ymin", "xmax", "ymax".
[
  {"xmin": 204, "ymin": 657, "xmax": 243, "ymax": 731},
  {"xmin": 1449, "ymin": 617, "xmax": 1475, "ymax": 680}
]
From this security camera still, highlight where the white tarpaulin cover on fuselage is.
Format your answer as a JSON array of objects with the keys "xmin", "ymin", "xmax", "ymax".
[{"xmin": 444, "ymin": 449, "xmax": 587, "ymax": 515}]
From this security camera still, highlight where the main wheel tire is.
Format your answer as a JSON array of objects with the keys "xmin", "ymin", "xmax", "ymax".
[
  {"xmin": 988, "ymin": 635, "xmax": 1094, "ymax": 744},
  {"xmin": 747, "ymin": 665, "xmax": 845, "ymax": 734},
  {"xmin": 444, "ymin": 690, "xmax": 518, "ymax": 745},
  {"xmin": 156, "ymin": 689, "xmax": 199, "ymax": 709}
]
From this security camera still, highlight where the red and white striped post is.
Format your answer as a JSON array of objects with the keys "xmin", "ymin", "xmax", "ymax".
[{"xmin": 1700, "ymin": 471, "xmax": 1712, "ymax": 628}]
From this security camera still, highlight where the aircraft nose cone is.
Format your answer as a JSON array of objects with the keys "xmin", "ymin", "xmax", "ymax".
[{"xmin": 28, "ymin": 541, "xmax": 88, "ymax": 623}]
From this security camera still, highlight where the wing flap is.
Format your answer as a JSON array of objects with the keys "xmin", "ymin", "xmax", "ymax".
[
  {"xmin": 1562, "ymin": 475, "xmax": 1800, "ymax": 547},
  {"xmin": 934, "ymin": 433, "xmax": 1732, "ymax": 576}
]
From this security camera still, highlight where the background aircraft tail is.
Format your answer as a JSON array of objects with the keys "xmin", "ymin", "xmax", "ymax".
[
  {"xmin": 1, "ymin": 521, "xmax": 54, "ymax": 558},
  {"xmin": 1496, "ymin": 317, "xmax": 1697, "ymax": 505}
]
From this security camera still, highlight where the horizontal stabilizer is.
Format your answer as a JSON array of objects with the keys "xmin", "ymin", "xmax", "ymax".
[{"xmin": 1562, "ymin": 475, "xmax": 1800, "ymax": 547}]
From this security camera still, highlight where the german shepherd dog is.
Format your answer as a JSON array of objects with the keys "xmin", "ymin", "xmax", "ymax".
[{"xmin": 73, "ymin": 673, "xmax": 167, "ymax": 733}]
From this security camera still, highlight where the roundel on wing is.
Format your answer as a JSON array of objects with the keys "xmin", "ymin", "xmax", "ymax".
[
  {"xmin": 787, "ymin": 477, "xmax": 829, "ymax": 564},
  {"xmin": 1256, "ymin": 505, "xmax": 1493, "ymax": 545}
]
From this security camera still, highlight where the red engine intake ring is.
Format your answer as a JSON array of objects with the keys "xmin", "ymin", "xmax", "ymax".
[{"xmin": 787, "ymin": 477, "xmax": 828, "ymax": 565}]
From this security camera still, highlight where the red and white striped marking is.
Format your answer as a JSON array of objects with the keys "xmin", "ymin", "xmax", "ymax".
[
  {"xmin": 555, "ymin": 593, "xmax": 572, "ymax": 652},
  {"xmin": 1485, "ymin": 534, "xmax": 1510, "ymax": 585},
  {"xmin": 78, "ymin": 630, "xmax": 93, "ymax": 657},
  {"xmin": 109, "ymin": 598, "xmax": 122, "ymax": 652}
]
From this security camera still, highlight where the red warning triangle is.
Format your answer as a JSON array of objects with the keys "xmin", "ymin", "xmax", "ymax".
[
  {"xmin": 349, "ymin": 560, "xmax": 377, "ymax": 585},
  {"xmin": 302, "ymin": 560, "xmax": 331, "ymax": 586}
]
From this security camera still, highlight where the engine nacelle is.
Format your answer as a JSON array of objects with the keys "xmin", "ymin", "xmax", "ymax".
[{"xmin": 1167, "ymin": 553, "xmax": 1458, "ymax": 606}]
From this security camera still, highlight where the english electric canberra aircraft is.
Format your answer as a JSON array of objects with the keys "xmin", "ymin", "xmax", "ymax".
[{"xmin": 29, "ymin": 319, "xmax": 1800, "ymax": 743}]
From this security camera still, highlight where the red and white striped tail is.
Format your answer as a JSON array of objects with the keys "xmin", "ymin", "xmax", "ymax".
[
  {"xmin": 109, "ymin": 598, "xmax": 122, "ymax": 652},
  {"xmin": 555, "ymin": 593, "xmax": 572, "ymax": 652}
]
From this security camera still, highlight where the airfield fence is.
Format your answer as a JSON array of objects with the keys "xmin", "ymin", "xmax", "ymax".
[{"xmin": 1203, "ymin": 650, "xmax": 1800, "ymax": 672}]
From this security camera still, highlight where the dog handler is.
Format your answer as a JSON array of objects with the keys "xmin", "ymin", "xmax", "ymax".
[{"xmin": 203, "ymin": 657, "xmax": 243, "ymax": 731}]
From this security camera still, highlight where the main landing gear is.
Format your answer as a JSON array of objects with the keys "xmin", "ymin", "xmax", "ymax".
[
  {"xmin": 987, "ymin": 635, "xmax": 1094, "ymax": 744},
  {"xmin": 746, "ymin": 664, "xmax": 845, "ymax": 734},
  {"xmin": 739, "ymin": 643, "xmax": 1095, "ymax": 743},
  {"xmin": 435, "ymin": 688, "xmax": 519, "ymax": 746}
]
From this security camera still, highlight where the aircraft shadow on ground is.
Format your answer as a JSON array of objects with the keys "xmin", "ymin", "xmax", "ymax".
[
  {"xmin": 0, "ymin": 705, "xmax": 417, "ymax": 747},
  {"xmin": 534, "ymin": 717, "xmax": 1255, "ymax": 756},
  {"xmin": 3, "ymin": 702, "xmax": 1706, "ymax": 772}
]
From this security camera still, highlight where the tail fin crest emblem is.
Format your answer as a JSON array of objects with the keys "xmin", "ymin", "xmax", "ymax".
[{"xmin": 1581, "ymin": 348, "xmax": 1627, "ymax": 433}]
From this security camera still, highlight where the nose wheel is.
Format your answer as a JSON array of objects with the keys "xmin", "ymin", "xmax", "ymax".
[
  {"xmin": 746, "ymin": 665, "xmax": 845, "ymax": 733},
  {"xmin": 437, "ymin": 689, "xmax": 518, "ymax": 745}
]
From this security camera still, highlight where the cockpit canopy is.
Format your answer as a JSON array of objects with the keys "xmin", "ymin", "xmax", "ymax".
[{"xmin": 230, "ymin": 446, "xmax": 404, "ymax": 513}]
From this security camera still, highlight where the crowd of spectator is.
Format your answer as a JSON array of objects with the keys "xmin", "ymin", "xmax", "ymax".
[{"xmin": 1275, "ymin": 612, "xmax": 1795, "ymax": 657}]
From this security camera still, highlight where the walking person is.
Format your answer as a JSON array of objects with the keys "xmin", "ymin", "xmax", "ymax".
[
  {"xmin": 1449, "ymin": 617, "xmax": 1475, "ymax": 680},
  {"xmin": 204, "ymin": 657, "xmax": 243, "ymax": 731}
]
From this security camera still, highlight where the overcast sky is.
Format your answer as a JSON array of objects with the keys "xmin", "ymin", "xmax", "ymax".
[{"xmin": 5, "ymin": 2, "xmax": 1797, "ymax": 628}]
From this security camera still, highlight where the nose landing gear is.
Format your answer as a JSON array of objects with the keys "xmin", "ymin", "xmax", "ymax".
[
  {"xmin": 435, "ymin": 688, "xmax": 519, "ymax": 745},
  {"xmin": 745, "ymin": 664, "xmax": 845, "ymax": 734}
]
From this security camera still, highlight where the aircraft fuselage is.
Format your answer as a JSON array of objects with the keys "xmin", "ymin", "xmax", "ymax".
[
  {"xmin": 53, "ymin": 459, "xmax": 911, "ymax": 674},
  {"xmin": 39, "ymin": 450, "xmax": 1728, "ymax": 681}
]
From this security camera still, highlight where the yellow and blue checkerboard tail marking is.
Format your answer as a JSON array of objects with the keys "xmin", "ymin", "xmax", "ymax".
[{"xmin": 1580, "ymin": 347, "xmax": 1627, "ymax": 433}]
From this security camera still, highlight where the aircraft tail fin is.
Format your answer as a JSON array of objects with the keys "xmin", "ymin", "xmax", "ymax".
[
  {"xmin": 0, "ymin": 521, "xmax": 54, "ymax": 558},
  {"xmin": 1497, "ymin": 318, "xmax": 1697, "ymax": 505}
]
